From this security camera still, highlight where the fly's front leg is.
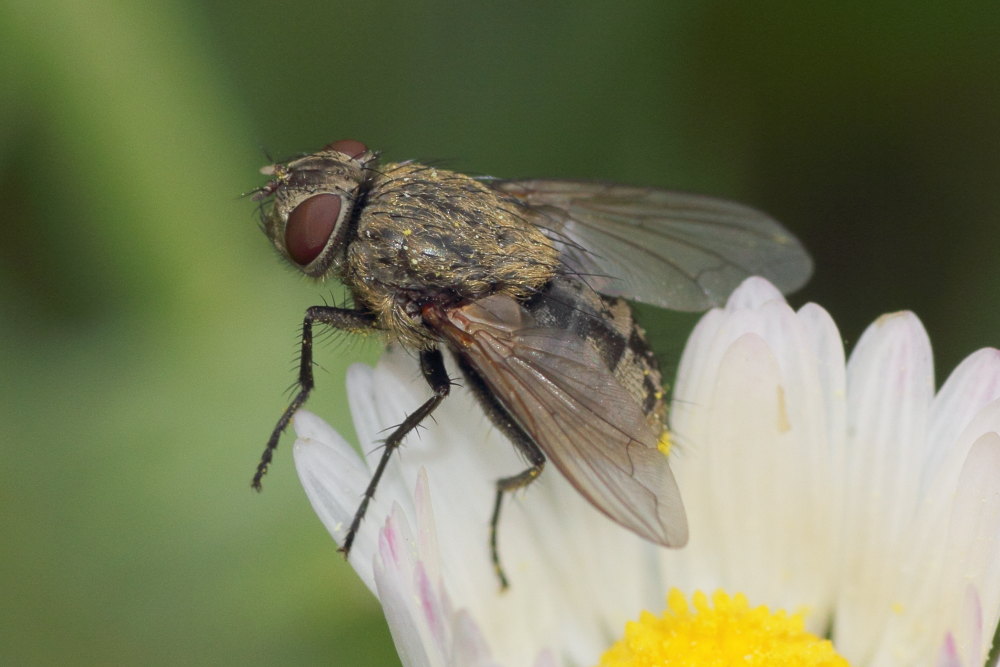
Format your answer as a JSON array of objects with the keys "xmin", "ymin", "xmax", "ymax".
[
  {"xmin": 252, "ymin": 305, "xmax": 376, "ymax": 490},
  {"xmin": 340, "ymin": 348, "xmax": 452, "ymax": 557}
]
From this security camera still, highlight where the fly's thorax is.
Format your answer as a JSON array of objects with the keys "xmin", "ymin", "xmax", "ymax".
[
  {"xmin": 344, "ymin": 162, "xmax": 561, "ymax": 345},
  {"xmin": 528, "ymin": 278, "xmax": 667, "ymax": 433}
]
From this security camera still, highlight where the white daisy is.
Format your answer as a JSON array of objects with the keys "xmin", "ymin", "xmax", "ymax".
[{"xmin": 293, "ymin": 277, "xmax": 1000, "ymax": 666}]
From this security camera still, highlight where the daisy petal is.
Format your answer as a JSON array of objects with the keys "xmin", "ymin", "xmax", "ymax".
[
  {"xmin": 291, "ymin": 409, "xmax": 377, "ymax": 589},
  {"xmin": 835, "ymin": 312, "xmax": 935, "ymax": 660},
  {"xmin": 929, "ymin": 349, "xmax": 1000, "ymax": 460},
  {"xmin": 943, "ymin": 435, "xmax": 1000, "ymax": 662},
  {"xmin": 373, "ymin": 504, "xmax": 436, "ymax": 667}
]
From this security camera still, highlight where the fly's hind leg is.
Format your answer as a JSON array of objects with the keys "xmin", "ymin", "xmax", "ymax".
[
  {"xmin": 490, "ymin": 448, "xmax": 545, "ymax": 590},
  {"xmin": 456, "ymin": 356, "xmax": 546, "ymax": 591}
]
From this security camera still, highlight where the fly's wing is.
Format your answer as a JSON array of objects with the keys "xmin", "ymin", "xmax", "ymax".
[
  {"xmin": 426, "ymin": 295, "xmax": 688, "ymax": 547},
  {"xmin": 492, "ymin": 179, "xmax": 812, "ymax": 311}
]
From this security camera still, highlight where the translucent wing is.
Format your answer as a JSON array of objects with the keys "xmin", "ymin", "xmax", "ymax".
[
  {"xmin": 492, "ymin": 179, "xmax": 812, "ymax": 311},
  {"xmin": 425, "ymin": 295, "xmax": 688, "ymax": 547}
]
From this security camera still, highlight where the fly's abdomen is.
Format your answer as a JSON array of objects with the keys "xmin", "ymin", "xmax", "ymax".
[{"xmin": 527, "ymin": 278, "xmax": 667, "ymax": 434}]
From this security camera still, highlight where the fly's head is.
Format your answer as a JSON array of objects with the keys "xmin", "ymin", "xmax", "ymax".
[{"xmin": 255, "ymin": 139, "xmax": 377, "ymax": 280}]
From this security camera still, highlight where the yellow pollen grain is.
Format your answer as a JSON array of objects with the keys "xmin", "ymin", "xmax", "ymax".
[
  {"xmin": 657, "ymin": 431, "xmax": 672, "ymax": 456},
  {"xmin": 597, "ymin": 589, "xmax": 850, "ymax": 667}
]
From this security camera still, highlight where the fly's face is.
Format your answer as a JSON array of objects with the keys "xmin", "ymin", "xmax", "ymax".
[{"xmin": 256, "ymin": 139, "xmax": 375, "ymax": 279}]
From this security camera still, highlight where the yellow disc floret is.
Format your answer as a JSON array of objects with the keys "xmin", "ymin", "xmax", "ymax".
[{"xmin": 598, "ymin": 590, "xmax": 850, "ymax": 667}]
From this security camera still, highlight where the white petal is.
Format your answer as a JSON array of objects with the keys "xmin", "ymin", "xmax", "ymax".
[
  {"xmin": 941, "ymin": 434, "xmax": 1000, "ymax": 662},
  {"xmin": 372, "ymin": 483, "xmax": 507, "ymax": 667},
  {"xmin": 682, "ymin": 335, "xmax": 834, "ymax": 623},
  {"xmin": 835, "ymin": 312, "xmax": 935, "ymax": 661},
  {"xmin": 347, "ymin": 354, "xmax": 424, "ymax": 519},
  {"xmin": 369, "ymin": 469, "xmax": 564, "ymax": 667},
  {"xmin": 373, "ymin": 504, "xmax": 436, "ymax": 667},
  {"xmin": 925, "ymin": 349, "xmax": 1000, "ymax": 493},
  {"xmin": 345, "ymin": 360, "xmax": 382, "ymax": 458},
  {"xmin": 929, "ymin": 349, "xmax": 1000, "ymax": 455},
  {"xmin": 724, "ymin": 275, "xmax": 786, "ymax": 310},
  {"xmin": 291, "ymin": 409, "xmax": 377, "ymax": 590},
  {"xmin": 796, "ymin": 302, "xmax": 848, "ymax": 458},
  {"xmin": 666, "ymin": 281, "xmax": 845, "ymax": 631},
  {"xmin": 449, "ymin": 609, "xmax": 502, "ymax": 667},
  {"xmin": 958, "ymin": 585, "xmax": 984, "ymax": 667},
  {"xmin": 928, "ymin": 586, "xmax": 982, "ymax": 667},
  {"xmin": 532, "ymin": 650, "xmax": 559, "ymax": 667}
]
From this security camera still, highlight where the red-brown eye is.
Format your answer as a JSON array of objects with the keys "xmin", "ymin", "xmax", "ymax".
[
  {"xmin": 285, "ymin": 194, "xmax": 342, "ymax": 265},
  {"xmin": 323, "ymin": 139, "xmax": 367, "ymax": 159}
]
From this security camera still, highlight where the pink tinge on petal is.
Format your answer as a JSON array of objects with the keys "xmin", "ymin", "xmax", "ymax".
[
  {"xmin": 380, "ymin": 504, "xmax": 405, "ymax": 566},
  {"xmin": 414, "ymin": 562, "xmax": 447, "ymax": 652},
  {"xmin": 449, "ymin": 609, "xmax": 502, "ymax": 667},
  {"xmin": 935, "ymin": 633, "xmax": 963, "ymax": 667},
  {"xmin": 372, "ymin": 476, "xmax": 502, "ymax": 667},
  {"xmin": 375, "ymin": 505, "xmax": 451, "ymax": 667},
  {"xmin": 374, "ymin": 509, "xmax": 434, "ymax": 667},
  {"xmin": 931, "ymin": 585, "xmax": 984, "ymax": 667},
  {"xmin": 532, "ymin": 648, "xmax": 560, "ymax": 667}
]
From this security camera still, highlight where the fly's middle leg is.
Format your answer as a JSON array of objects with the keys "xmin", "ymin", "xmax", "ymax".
[{"xmin": 340, "ymin": 348, "xmax": 452, "ymax": 557}]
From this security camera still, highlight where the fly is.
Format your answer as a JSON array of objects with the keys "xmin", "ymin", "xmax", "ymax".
[{"xmin": 250, "ymin": 139, "xmax": 812, "ymax": 588}]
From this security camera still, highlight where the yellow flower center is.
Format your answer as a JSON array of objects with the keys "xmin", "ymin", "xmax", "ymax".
[{"xmin": 597, "ymin": 590, "xmax": 850, "ymax": 666}]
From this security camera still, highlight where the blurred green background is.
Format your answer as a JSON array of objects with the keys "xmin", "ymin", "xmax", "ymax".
[{"xmin": 2, "ymin": 2, "xmax": 999, "ymax": 664}]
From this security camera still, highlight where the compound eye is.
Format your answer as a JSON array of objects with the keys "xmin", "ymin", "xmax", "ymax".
[
  {"xmin": 285, "ymin": 193, "xmax": 342, "ymax": 265},
  {"xmin": 323, "ymin": 139, "xmax": 367, "ymax": 159}
]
